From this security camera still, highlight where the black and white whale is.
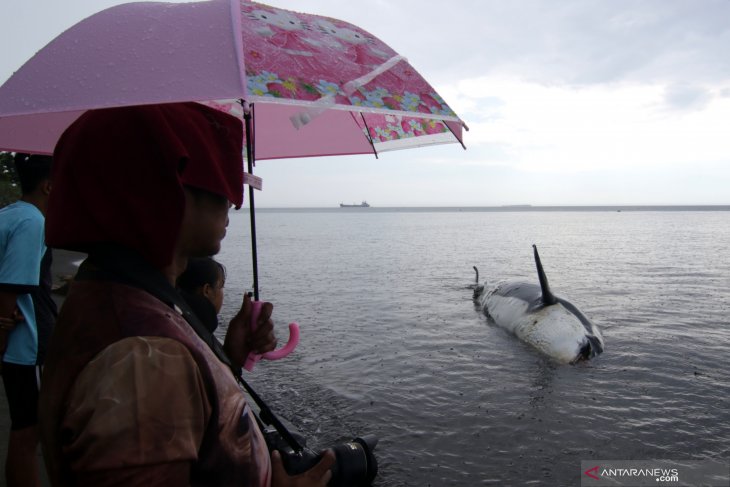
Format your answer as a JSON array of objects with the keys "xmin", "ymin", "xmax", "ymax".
[{"xmin": 473, "ymin": 245, "xmax": 604, "ymax": 364}]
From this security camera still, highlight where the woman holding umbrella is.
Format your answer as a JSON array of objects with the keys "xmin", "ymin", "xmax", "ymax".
[{"xmin": 37, "ymin": 102, "xmax": 334, "ymax": 487}]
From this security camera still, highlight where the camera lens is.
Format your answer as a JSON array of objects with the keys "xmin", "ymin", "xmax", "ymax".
[{"xmin": 330, "ymin": 435, "xmax": 378, "ymax": 487}]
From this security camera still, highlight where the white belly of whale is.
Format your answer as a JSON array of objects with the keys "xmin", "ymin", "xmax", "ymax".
[{"xmin": 482, "ymin": 293, "xmax": 595, "ymax": 364}]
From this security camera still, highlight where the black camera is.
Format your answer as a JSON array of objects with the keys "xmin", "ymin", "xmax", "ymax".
[{"xmin": 264, "ymin": 428, "xmax": 378, "ymax": 486}]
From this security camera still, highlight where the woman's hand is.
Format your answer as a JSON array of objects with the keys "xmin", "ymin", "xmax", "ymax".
[
  {"xmin": 223, "ymin": 293, "xmax": 277, "ymax": 369},
  {"xmin": 271, "ymin": 449, "xmax": 335, "ymax": 487}
]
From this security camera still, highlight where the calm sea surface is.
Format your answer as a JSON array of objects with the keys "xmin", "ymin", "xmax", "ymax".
[{"xmin": 215, "ymin": 208, "xmax": 730, "ymax": 486}]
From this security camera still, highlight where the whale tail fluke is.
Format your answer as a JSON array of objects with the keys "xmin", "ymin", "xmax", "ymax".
[{"xmin": 533, "ymin": 245, "xmax": 558, "ymax": 306}]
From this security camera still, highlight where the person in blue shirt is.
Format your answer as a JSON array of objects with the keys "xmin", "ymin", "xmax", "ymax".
[{"xmin": 0, "ymin": 153, "xmax": 56, "ymax": 487}]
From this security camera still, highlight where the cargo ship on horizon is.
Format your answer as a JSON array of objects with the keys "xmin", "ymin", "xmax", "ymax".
[{"xmin": 339, "ymin": 201, "xmax": 370, "ymax": 208}]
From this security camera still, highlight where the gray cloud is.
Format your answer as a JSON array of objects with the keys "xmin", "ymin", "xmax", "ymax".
[{"xmin": 340, "ymin": 0, "xmax": 730, "ymax": 87}]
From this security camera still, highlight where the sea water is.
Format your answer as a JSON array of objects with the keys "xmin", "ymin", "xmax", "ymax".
[{"xmin": 215, "ymin": 208, "xmax": 730, "ymax": 486}]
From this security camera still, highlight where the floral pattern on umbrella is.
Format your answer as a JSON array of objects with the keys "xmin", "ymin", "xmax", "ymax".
[{"xmin": 237, "ymin": 2, "xmax": 461, "ymax": 149}]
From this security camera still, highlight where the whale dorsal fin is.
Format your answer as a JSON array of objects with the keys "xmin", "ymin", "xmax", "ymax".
[{"xmin": 533, "ymin": 245, "xmax": 558, "ymax": 305}]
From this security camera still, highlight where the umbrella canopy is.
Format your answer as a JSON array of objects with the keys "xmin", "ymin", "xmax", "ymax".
[{"xmin": 0, "ymin": 0, "xmax": 466, "ymax": 157}]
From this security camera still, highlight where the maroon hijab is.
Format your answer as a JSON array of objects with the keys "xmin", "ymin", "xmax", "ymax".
[{"xmin": 47, "ymin": 102, "xmax": 243, "ymax": 268}]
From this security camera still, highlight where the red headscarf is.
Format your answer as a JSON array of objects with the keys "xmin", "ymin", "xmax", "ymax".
[{"xmin": 46, "ymin": 102, "xmax": 244, "ymax": 268}]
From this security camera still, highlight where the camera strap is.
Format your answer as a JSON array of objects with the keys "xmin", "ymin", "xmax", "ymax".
[{"xmin": 80, "ymin": 246, "xmax": 306, "ymax": 452}]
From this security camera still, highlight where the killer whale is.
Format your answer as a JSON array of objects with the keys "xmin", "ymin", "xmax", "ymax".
[{"xmin": 473, "ymin": 245, "xmax": 604, "ymax": 364}]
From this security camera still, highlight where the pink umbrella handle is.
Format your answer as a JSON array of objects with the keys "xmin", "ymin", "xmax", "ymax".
[{"xmin": 243, "ymin": 300, "xmax": 300, "ymax": 372}]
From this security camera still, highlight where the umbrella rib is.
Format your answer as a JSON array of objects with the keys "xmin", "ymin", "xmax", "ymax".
[{"xmin": 354, "ymin": 112, "xmax": 379, "ymax": 159}]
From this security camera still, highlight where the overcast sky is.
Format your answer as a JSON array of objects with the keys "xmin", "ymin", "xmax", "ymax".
[{"xmin": 1, "ymin": 0, "xmax": 729, "ymax": 206}]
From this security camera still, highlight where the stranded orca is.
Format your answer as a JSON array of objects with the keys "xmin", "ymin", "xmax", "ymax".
[{"xmin": 473, "ymin": 245, "xmax": 604, "ymax": 364}]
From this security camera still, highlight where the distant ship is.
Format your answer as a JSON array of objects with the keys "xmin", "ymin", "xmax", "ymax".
[{"xmin": 339, "ymin": 201, "xmax": 370, "ymax": 208}]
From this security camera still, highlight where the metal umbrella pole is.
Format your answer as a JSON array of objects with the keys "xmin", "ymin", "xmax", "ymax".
[{"xmin": 243, "ymin": 102, "xmax": 260, "ymax": 301}]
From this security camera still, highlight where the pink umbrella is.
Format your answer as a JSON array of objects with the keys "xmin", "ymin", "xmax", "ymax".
[
  {"xmin": 0, "ymin": 0, "xmax": 467, "ymax": 297},
  {"xmin": 0, "ymin": 0, "xmax": 466, "ymax": 157}
]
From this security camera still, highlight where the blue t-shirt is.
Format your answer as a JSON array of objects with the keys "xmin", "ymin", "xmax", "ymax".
[{"xmin": 0, "ymin": 200, "xmax": 46, "ymax": 365}]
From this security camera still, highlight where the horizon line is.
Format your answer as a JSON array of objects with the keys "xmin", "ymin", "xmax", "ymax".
[{"xmin": 236, "ymin": 204, "xmax": 730, "ymax": 211}]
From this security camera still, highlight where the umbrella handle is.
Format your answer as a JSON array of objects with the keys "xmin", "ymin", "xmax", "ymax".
[{"xmin": 243, "ymin": 300, "xmax": 300, "ymax": 372}]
